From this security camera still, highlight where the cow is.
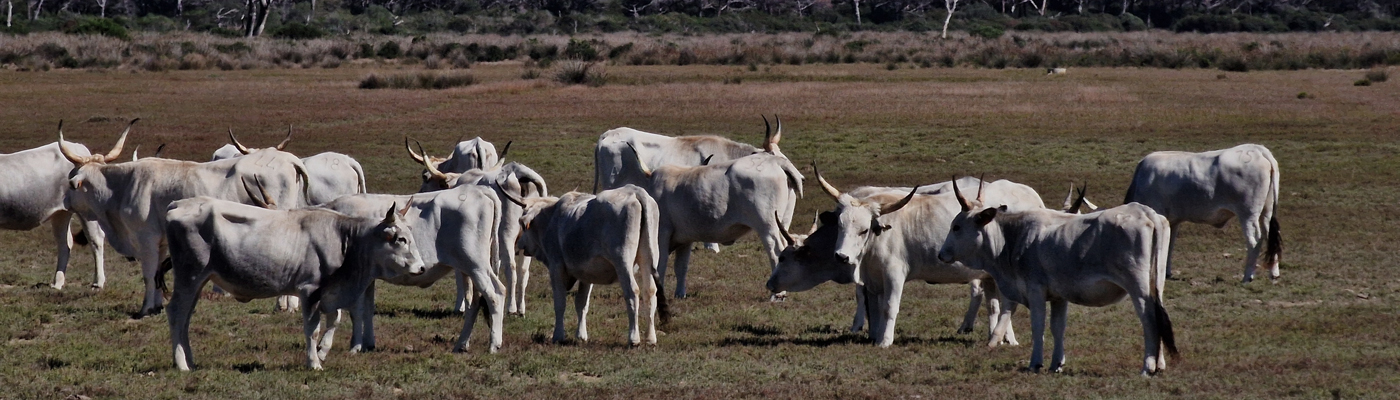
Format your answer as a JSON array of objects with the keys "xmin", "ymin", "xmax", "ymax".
[
  {"xmin": 774, "ymin": 172, "xmax": 1043, "ymax": 347},
  {"xmin": 1122, "ymin": 144, "xmax": 1281, "ymax": 282},
  {"xmin": 594, "ymin": 117, "xmax": 787, "ymax": 254},
  {"xmin": 318, "ymin": 183, "xmax": 506, "ymax": 354},
  {"xmin": 60, "ymin": 124, "xmax": 309, "ymax": 317},
  {"xmin": 625, "ymin": 141, "xmax": 803, "ymax": 299},
  {"xmin": 409, "ymin": 140, "xmax": 546, "ymax": 315},
  {"xmin": 937, "ymin": 180, "xmax": 1180, "ymax": 376},
  {"xmin": 1, "ymin": 123, "xmax": 108, "ymax": 291},
  {"xmin": 505, "ymin": 185, "xmax": 669, "ymax": 345},
  {"xmin": 164, "ymin": 197, "xmax": 426, "ymax": 371},
  {"xmin": 212, "ymin": 128, "xmax": 368, "ymax": 205}
]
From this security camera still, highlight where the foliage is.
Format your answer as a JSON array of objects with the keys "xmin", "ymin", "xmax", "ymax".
[
  {"xmin": 271, "ymin": 23, "xmax": 326, "ymax": 40},
  {"xmin": 554, "ymin": 59, "xmax": 607, "ymax": 86},
  {"xmin": 1366, "ymin": 68, "xmax": 1390, "ymax": 82},
  {"xmin": 359, "ymin": 72, "xmax": 477, "ymax": 89},
  {"xmin": 64, "ymin": 18, "xmax": 130, "ymax": 40}
]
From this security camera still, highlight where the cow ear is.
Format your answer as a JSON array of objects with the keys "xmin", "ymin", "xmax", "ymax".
[
  {"xmin": 384, "ymin": 203, "xmax": 399, "ymax": 224},
  {"xmin": 974, "ymin": 207, "xmax": 1000, "ymax": 226}
]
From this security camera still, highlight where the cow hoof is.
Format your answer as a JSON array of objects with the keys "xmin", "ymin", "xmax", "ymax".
[
  {"xmin": 52, "ymin": 272, "xmax": 65, "ymax": 290},
  {"xmin": 769, "ymin": 292, "xmax": 787, "ymax": 302},
  {"xmin": 90, "ymin": 283, "xmax": 104, "ymax": 289},
  {"xmin": 956, "ymin": 327, "xmax": 974, "ymax": 335},
  {"xmin": 488, "ymin": 345, "xmax": 500, "ymax": 354}
]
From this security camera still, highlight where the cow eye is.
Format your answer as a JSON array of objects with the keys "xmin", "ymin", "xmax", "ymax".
[{"xmin": 858, "ymin": 229, "xmax": 870, "ymax": 236}]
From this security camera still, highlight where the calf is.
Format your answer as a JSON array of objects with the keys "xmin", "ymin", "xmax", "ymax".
[
  {"xmin": 165, "ymin": 197, "xmax": 425, "ymax": 371},
  {"xmin": 938, "ymin": 180, "xmax": 1179, "ymax": 375},
  {"xmin": 508, "ymin": 185, "xmax": 669, "ymax": 345}
]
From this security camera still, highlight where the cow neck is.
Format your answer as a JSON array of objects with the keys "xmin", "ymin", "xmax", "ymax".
[
  {"xmin": 333, "ymin": 216, "xmax": 380, "ymax": 281},
  {"xmin": 978, "ymin": 212, "xmax": 1032, "ymax": 271}
]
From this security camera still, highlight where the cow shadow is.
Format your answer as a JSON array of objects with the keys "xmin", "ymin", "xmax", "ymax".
[
  {"xmin": 373, "ymin": 306, "xmax": 459, "ymax": 320},
  {"xmin": 718, "ymin": 324, "xmax": 980, "ymax": 348}
]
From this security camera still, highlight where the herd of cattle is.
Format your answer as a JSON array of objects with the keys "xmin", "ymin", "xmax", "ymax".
[{"xmin": 0, "ymin": 117, "xmax": 1282, "ymax": 376}]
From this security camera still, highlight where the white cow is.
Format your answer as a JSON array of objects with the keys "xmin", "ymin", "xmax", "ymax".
[
  {"xmin": 1123, "ymin": 144, "xmax": 1281, "ymax": 282},
  {"xmin": 319, "ymin": 183, "xmax": 506, "ymax": 354},
  {"xmin": 507, "ymin": 185, "xmax": 669, "ymax": 345},
  {"xmin": 61, "ymin": 125, "xmax": 309, "ymax": 317},
  {"xmin": 410, "ymin": 140, "xmax": 547, "ymax": 315},
  {"xmin": 0, "ymin": 124, "xmax": 108, "ymax": 290},
  {"xmin": 627, "ymin": 142, "xmax": 803, "ymax": 299},
  {"xmin": 212, "ymin": 129, "xmax": 368, "ymax": 205},
  {"xmin": 938, "ymin": 180, "xmax": 1180, "ymax": 376},
  {"xmin": 779, "ymin": 173, "xmax": 1042, "ymax": 347},
  {"xmin": 165, "ymin": 197, "xmax": 426, "ymax": 371}
]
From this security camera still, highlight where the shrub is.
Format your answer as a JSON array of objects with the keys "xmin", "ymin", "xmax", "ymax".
[
  {"xmin": 65, "ymin": 18, "xmax": 130, "ymax": 40},
  {"xmin": 271, "ymin": 23, "xmax": 325, "ymax": 39},
  {"xmin": 521, "ymin": 68, "xmax": 541, "ymax": 80},
  {"xmin": 554, "ymin": 60, "xmax": 607, "ymax": 87},
  {"xmin": 1365, "ymin": 69, "xmax": 1389, "ymax": 83},
  {"xmin": 968, "ymin": 23, "xmax": 1005, "ymax": 39},
  {"xmin": 1218, "ymin": 57, "xmax": 1248, "ymax": 72},
  {"xmin": 1354, "ymin": 79, "xmax": 1372, "ymax": 86},
  {"xmin": 359, "ymin": 72, "xmax": 477, "ymax": 89},
  {"xmin": 563, "ymin": 38, "xmax": 599, "ymax": 60},
  {"xmin": 377, "ymin": 41, "xmax": 402, "ymax": 59}
]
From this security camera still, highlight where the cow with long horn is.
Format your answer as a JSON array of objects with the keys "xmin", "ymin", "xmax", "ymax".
[
  {"xmin": 213, "ymin": 127, "xmax": 366, "ymax": 207},
  {"xmin": 62, "ymin": 120, "xmax": 311, "ymax": 317},
  {"xmin": 1, "ymin": 120, "xmax": 110, "ymax": 291},
  {"xmin": 407, "ymin": 138, "xmax": 546, "ymax": 316},
  {"xmin": 624, "ymin": 140, "xmax": 803, "ymax": 299}
]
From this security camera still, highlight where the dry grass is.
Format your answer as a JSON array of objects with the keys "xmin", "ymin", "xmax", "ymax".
[
  {"xmin": 0, "ymin": 64, "xmax": 1398, "ymax": 398},
  {"xmin": 2, "ymin": 31, "xmax": 1399, "ymax": 72}
]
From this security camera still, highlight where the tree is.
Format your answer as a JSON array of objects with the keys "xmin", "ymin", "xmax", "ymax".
[
  {"xmin": 245, "ymin": 0, "xmax": 273, "ymax": 37},
  {"xmin": 940, "ymin": 0, "xmax": 956, "ymax": 37}
]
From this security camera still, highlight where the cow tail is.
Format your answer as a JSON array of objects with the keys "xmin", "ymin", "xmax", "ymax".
[
  {"xmin": 293, "ymin": 160, "xmax": 311, "ymax": 207},
  {"xmin": 489, "ymin": 191, "xmax": 506, "ymax": 297},
  {"xmin": 780, "ymin": 161, "xmax": 804, "ymax": 199},
  {"xmin": 1150, "ymin": 218, "xmax": 1180, "ymax": 361},
  {"xmin": 156, "ymin": 257, "xmax": 174, "ymax": 294},
  {"xmin": 638, "ymin": 190, "xmax": 670, "ymax": 326},
  {"xmin": 352, "ymin": 160, "xmax": 368, "ymax": 194},
  {"xmin": 1263, "ymin": 155, "xmax": 1282, "ymax": 270}
]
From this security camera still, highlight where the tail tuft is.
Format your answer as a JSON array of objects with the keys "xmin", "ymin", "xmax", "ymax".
[
  {"xmin": 1265, "ymin": 215, "xmax": 1282, "ymax": 268},
  {"xmin": 1155, "ymin": 300, "xmax": 1180, "ymax": 361},
  {"xmin": 655, "ymin": 273, "xmax": 671, "ymax": 326},
  {"xmin": 155, "ymin": 257, "xmax": 174, "ymax": 294}
]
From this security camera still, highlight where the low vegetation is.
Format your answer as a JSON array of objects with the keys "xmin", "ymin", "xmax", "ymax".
[
  {"xmin": 358, "ymin": 71, "xmax": 478, "ymax": 89},
  {"xmin": 0, "ymin": 65, "xmax": 1398, "ymax": 398}
]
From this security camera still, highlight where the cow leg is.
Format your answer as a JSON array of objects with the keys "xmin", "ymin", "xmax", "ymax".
[
  {"xmin": 303, "ymin": 301, "xmax": 325, "ymax": 370},
  {"xmin": 276, "ymin": 295, "xmax": 301, "ymax": 313},
  {"xmin": 514, "ymin": 255, "xmax": 533, "ymax": 315},
  {"xmin": 1026, "ymin": 289, "xmax": 1048, "ymax": 372},
  {"xmin": 756, "ymin": 228, "xmax": 788, "ymax": 301},
  {"xmin": 574, "ymin": 283, "xmax": 593, "ymax": 343},
  {"xmin": 672, "ymin": 244, "xmax": 692, "ymax": 299},
  {"xmin": 49, "ymin": 210, "xmax": 74, "ymax": 290},
  {"xmin": 549, "ymin": 268, "xmax": 574, "ymax": 344},
  {"xmin": 958, "ymin": 279, "xmax": 985, "ymax": 334},
  {"xmin": 874, "ymin": 280, "xmax": 904, "ymax": 348},
  {"xmin": 849, "ymin": 286, "xmax": 867, "ymax": 333},
  {"xmin": 862, "ymin": 285, "xmax": 882, "ymax": 341},
  {"xmin": 137, "ymin": 240, "xmax": 165, "ymax": 318},
  {"xmin": 640, "ymin": 262, "xmax": 659, "ymax": 345},
  {"xmin": 456, "ymin": 267, "xmax": 505, "ymax": 353},
  {"xmin": 1239, "ymin": 216, "xmax": 1264, "ymax": 283},
  {"xmin": 168, "ymin": 271, "xmax": 208, "ymax": 371},
  {"xmin": 1048, "ymin": 299, "xmax": 1069, "ymax": 373},
  {"xmin": 454, "ymin": 270, "xmax": 470, "ymax": 313},
  {"xmin": 350, "ymin": 281, "xmax": 376, "ymax": 353},
  {"xmin": 989, "ymin": 300, "xmax": 1019, "ymax": 347},
  {"xmin": 1131, "ymin": 295, "xmax": 1163, "ymax": 376},
  {"xmin": 616, "ymin": 263, "xmax": 642, "ymax": 346},
  {"xmin": 81, "ymin": 217, "xmax": 107, "ymax": 289},
  {"xmin": 317, "ymin": 309, "xmax": 341, "ymax": 363}
]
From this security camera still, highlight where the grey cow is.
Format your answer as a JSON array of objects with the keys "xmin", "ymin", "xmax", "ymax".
[
  {"xmin": 212, "ymin": 128, "xmax": 367, "ymax": 205},
  {"xmin": 0, "ymin": 124, "xmax": 108, "ymax": 290},
  {"xmin": 165, "ymin": 197, "xmax": 425, "ymax": 371}
]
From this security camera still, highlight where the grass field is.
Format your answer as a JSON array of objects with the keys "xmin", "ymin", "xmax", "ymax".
[{"xmin": 1, "ymin": 63, "xmax": 1398, "ymax": 398}]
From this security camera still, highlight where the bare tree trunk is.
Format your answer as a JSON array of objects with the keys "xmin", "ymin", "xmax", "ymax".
[
  {"xmin": 942, "ymin": 0, "xmax": 958, "ymax": 38},
  {"xmin": 845, "ymin": 0, "xmax": 856, "ymax": 25},
  {"xmin": 6, "ymin": 0, "xmax": 12, "ymax": 27},
  {"xmin": 96, "ymin": 0, "xmax": 105, "ymax": 17},
  {"xmin": 244, "ymin": 0, "xmax": 255, "ymax": 36},
  {"xmin": 307, "ymin": 0, "xmax": 314, "ymax": 23},
  {"xmin": 31, "ymin": 0, "xmax": 42, "ymax": 20},
  {"xmin": 253, "ymin": 0, "xmax": 270, "ymax": 36},
  {"xmin": 1120, "ymin": 0, "xmax": 1128, "ymax": 15}
]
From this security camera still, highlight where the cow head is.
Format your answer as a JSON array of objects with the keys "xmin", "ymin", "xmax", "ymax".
[
  {"xmin": 371, "ymin": 203, "xmax": 427, "ymax": 277},
  {"xmin": 409, "ymin": 138, "xmax": 465, "ymax": 191},
  {"xmin": 761, "ymin": 115, "xmax": 785, "ymax": 159},
  {"xmin": 813, "ymin": 164, "xmax": 918, "ymax": 283},
  {"xmin": 501, "ymin": 188, "xmax": 562, "ymax": 259},
  {"xmin": 61, "ymin": 119, "xmax": 136, "ymax": 210},
  {"xmin": 937, "ymin": 178, "xmax": 1006, "ymax": 267},
  {"xmin": 767, "ymin": 210, "xmax": 858, "ymax": 293},
  {"xmin": 228, "ymin": 125, "xmax": 293, "ymax": 155}
]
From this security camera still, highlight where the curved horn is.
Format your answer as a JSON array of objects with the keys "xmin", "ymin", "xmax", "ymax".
[
  {"xmin": 975, "ymin": 174, "xmax": 986, "ymax": 204},
  {"xmin": 952, "ymin": 176, "xmax": 972, "ymax": 212},
  {"xmin": 625, "ymin": 142, "xmax": 652, "ymax": 177},
  {"xmin": 275, "ymin": 125, "xmax": 292, "ymax": 151},
  {"xmin": 417, "ymin": 141, "xmax": 449, "ymax": 182},
  {"xmin": 812, "ymin": 162, "xmax": 842, "ymax": 201},
  {"xmin": 56, "ymin": 120, "xmax": 86, "ymax": 165},
  {"xmin": 1062, "ymin": 182, "xmax": 1077, "ymax": 211},
  {"xmin": 1069, "ymin": 181, "xmax": 1089, "ymax": 214},
  {"xmin": 405, "ymin": 137, "xmax": 426, "ymax": 164},
  {"xmin": 499, "ymin": 183, "xmax": 527, "ymax": 208},
  {"xmin": 775, "ymin": 211, "xmax": 795, "ymax": 248},
  {"xmin": 807, "ymin": 213, "xmax": 821, "ymax": 235},
  {"xmin": 772, "ymin": 115, "xmax": 783, "ymax": 146},
  {"xmin": 512, "ymin": 164, "xmax": 550, "ymax": 197},
  {"xmin": 229, "ymin": 128, "xmax": 252, "ymax": 155},
  {"xmin": 493, "ymin": 140, "xmax": 512, "ymax": 169},
  {"xmin": 131, "ymin": 145, "xmax": 140, "ymax": 162},
  {"xmin": 701, "ymin": 154, "xmax": 714, "ymax": 166},
  {"xmin": 101, "ymin": 118, "xmax": 136, "ymax": 162},
  {"xmin": 879, "ymin": 186, "xmax": 920, "ymax": 215},
  {"xmin": 153, "ymin": 143, "xmax": 167, "ymax": 158},
  {"xmin": 243, "ymin": 175, "xmax": 276, "ymax": 209},
  {"xmin": 762, "ymin": 115, "xmax": 772, "ymax": 150}
]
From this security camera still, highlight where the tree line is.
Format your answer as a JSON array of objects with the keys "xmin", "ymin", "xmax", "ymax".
[{"xmin": 4, "ymin": 0, "xmax": 1400, "ymax": 38}]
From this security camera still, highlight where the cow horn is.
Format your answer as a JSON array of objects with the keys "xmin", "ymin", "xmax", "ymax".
[
  {"xmin": 772, "ymin": 115, "xmax": 783, "ymax": 145},
  {"xmin": 384, "ymin": 203, "xmax": 399, "ymax": 224},
  {"xmin": 879, "ymin": 186, "xmax": 920, "ymax": 215},
  {"xmin": 131, "ymin": 145, "xmax": 140, "ymax": 162},
  {"xmin": 625, "ymin": 142, "xmax": 652, "ymax": 177},
  {"xmin": 1062, "ymin": 182, "xmax": 1077, "ymax": 212},
  {"xmin": 244, "ymin": 175, "xmax": 276, "ymax": 209},
  {"xmin": 499, "ymin": 184, "xmax": 527, "ymax": 208},
  {"xmin": 404, "ymin": 137, "xmax": 426, "ymax": 164},
  {"xmin": 975, "ymin": 174, "xmax": 986, "ymax": 204},
  {"xmin": 153, "ymin": 143, "xmax": 167, "ymax": 158},
  {"xmin": 493, "ymin": 140, "xmax": 512, "ymax": 169},
  {"xmin": 701, "ymin": 154, "xmax": 714, "ymax": 166},
  {"xmin": 952, "ymin": 176, "xmax": 972, "ymax": 212},
  {"xmin": 101, "ymin": 118, "xmax": 135, "ymax": 162},
  {"xmin": 1069, "ymin": 181, "xmax": 1089, "ymax": 214},
  {"xmin": 275, "ymin": 125, "xmax": 292, "ymax": 151},
  {"xmin": 229, "ymin": 128, "xmax": 252, "ymax": 155},
  {"xmin": 56, "ymin": 120, "xmax": 86, "ymax": 165},
  {"xmin": 417, "ymin": 141, "xmax": 450, "ymax": 182},
  {"xmin": 775, "ymin": 211, "xmax": 795, "ymax": 248},
  {"xmin": 812, "ymin": 162, "xmax": 842, "ymax": 201},
  {"xmin": 807, "ymin": 213, "xmax": 820, "ymax": 235},
  {"xmin": 397, "ymin": 201, "xmax": 412, "ymax": 218}
]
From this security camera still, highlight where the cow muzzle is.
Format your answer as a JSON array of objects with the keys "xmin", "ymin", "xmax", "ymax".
[
  {"xmin": 936, "ymin": 250, "xmax": 954, "ymax": 264},
  {"xmin": 408, "ymin": 262, "xmax": 426, "ymax": 276}
]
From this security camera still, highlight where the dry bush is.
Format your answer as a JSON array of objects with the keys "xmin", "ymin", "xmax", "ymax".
[
  {"xmin": 554, "ymin": 60, "xmax": 607, "ymax": 86},
  {"xmin": 1366, "ymin": 68, "xmax": 1389, "ymax": 82},
  {"xmin": 359, "ymin": 71, "xmax": 477, "ymax": 89}
]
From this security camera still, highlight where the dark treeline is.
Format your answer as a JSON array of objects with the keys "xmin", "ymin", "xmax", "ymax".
[{"xmin": 3, "ymin": 0, "xmax": 1400, "ymax": 38}]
